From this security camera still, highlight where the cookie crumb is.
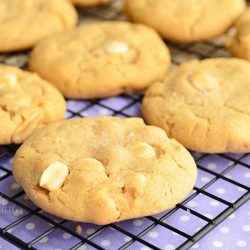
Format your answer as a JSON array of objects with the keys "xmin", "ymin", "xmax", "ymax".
[{"xmin": 75, "ymin": 225, "xmax": 82, "ymax": 234}]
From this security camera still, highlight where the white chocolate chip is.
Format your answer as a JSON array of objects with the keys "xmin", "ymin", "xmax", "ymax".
[
  {"xmin": 190, "ymin": 73, "xmax": 219, "ymax": 92},
  {"xmin": 39, "ymin": 162, "xmax": 69, "ymax": 191},
  {"xmin": 125, "ymin": 173, "xmax": 147, "ymax": 197},
  {"xmin": 24, "ymin": 0, "xmax": 33, "ymax": 7},
  {"xmin": 0, "ymin": 73, "xmax": 17, "ymax": 90},
  {"xmin": 133, "ymin": 142, "xmax": 155, "ymax": 158},
  {"xmin": 104, "ymin": 40, "xmax": 129, "ymax": 54}
]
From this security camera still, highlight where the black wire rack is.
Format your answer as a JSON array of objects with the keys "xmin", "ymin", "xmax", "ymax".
[{"xmin": 0, "ymin": 1, "xmax": 250, "ymax": 249}]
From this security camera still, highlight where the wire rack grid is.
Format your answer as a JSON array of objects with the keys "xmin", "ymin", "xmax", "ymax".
[{"xmin": 0, "ymin": 1, "xmax": 250, "ymax": 250}]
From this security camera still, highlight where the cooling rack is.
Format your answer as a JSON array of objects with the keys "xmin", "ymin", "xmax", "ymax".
[{"xmin": 0, "ymin": 1, "xmax": 250, "ymax": 249}]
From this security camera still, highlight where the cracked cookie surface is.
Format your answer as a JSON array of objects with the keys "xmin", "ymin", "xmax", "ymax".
[
  {"xmin": 0, "ymin": 0, "xmax": 77, "ymax": 52},
  {"xmin": 29, "ymin": 21, "xmax": 170, "ymax": 99},
  {"xmin": 0, "ymin": 65, "xmax": 66, "ymax": 144},
  {"xmin": 226, "ymin": 8, "xmax": 250, "ymax": 60},
  {"xmin": 124, "ymin": 0, "xmax": 246, "ymax": 43},
  {"xmin": 13, "ymin": 117, "xmax": 197, "ymax": 224},
  {"xmin": 71, "ymin": 0, "xmax": 111, "ymax": 7},
  {"xmin": 142, "ymin": 58, "xmax": 250, "ymax": 153}
]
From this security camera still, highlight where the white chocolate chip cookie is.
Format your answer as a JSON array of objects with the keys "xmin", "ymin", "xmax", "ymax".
[
  {"xmin": 142, "ymin": 58, "xmax": 250, "ymax": 153},
  {"xmin": 0, "ymin": 64, "xmax": 66, "ymax": 144},
  {"xmin": 124, "ymin": 0, "xmax": 246, "ymax": 43},
  {"xmin": 29, "ymin": 21, "xmax": 170, "ymax": 99},
  {"xmin": 0, "ymin": 0, "xmax": 77, "ymax": 52},
  {"xmin": 13, "ymin": 117, "xmax": 197, "ymax": 225}
]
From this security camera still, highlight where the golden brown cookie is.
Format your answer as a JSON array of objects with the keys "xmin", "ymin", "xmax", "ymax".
[
  {"xmin": 0, "ymin": 65, "xmax": 66, "ymax": 144},
  {"xmin": 124, "ymin": 0, "xmax": 246, "ymax": 43},
  {"xmin": 0, "ymin": 0, "xmax": 78, "ymax": 52},
  {"xmin": 226, "ymin": 8, "xmax": 250, "ymax": 60},
  {"xmin": 142, "ymin": 58, "xmax": 250, "ymax": 153},
  {"xmin": 29, "ymin": 21, "xmax": 170, "ymax": 99},
  {"xmin": 13, "ymin": 117, "xmax": 197, "ymax": 224},
  {"xmin": 71, "ymin": 0, "xmax": 111, "ymax": 7}
]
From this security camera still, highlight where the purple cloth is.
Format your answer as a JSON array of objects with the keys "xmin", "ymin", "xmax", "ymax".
[{"xmin": 0, "ymin": 96, "xmax": 249, "ymax": 250}]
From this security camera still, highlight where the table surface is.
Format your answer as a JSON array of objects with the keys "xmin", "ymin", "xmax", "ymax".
[{"xmin": 0, "ymin": 1, "xmax": 250, "ymax": 249}]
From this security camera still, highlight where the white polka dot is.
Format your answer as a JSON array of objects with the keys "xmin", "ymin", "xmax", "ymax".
[
  {"xmin": 81, "ymin": 112, "xmax": 88, "ymax": 116},
  {"xmin": 11, "ymin": 183, "xmax": 20, "ymax": 190},
  {"xmin": 191, "ymin": 243, "xmax": 199, "ymax": 249},
  {"xmin": 0, "ymin": 198, "xmax": 9, "ymax": 205},
  {"xmin": 229, "ymin": 213, "xmax": 235, "ymax": 219},
  {"xmin": 244, "ymin": 172, "xmax": 250, "ymax": 178},
  {"xmin": 77, "ymin": 246, "xmax": 86, "ymax": 250},
  {"xmin": 180, "ymin": 215, "xmax": 190, "ymax": 222},
  {"xmin": 101, "ymin": 240, "xmax": 110, "ymax": 247},
  {"xmin": 238, "ymin": 187, "xmax": 246, "ymax": 192},
  {"xmin": 242, "ymin": 225, "xmax": 250, "ymax": 231},
  {"xmin": 201, "ymin": 176, "xmax": 210, "ymax": 183},
  {"xmin": 13, "ymin": 208, "xmax": 23, "ymax": 217},
  {"xmin": 148, "ymin": 231, "xmax": 159, "ymax": 238},
  {"xmin": 40, "ymin": 237, "xmax": 48, "ymax": 243},
  {"xmin": 209, "ymin": 200, "xmax": 220, "ymax": 207},
  {"xmin": 204, "ymin": 213, "xmax": 213, "ymax": 219},
  {"xmin": 99, "ymin": 109, "xmax": 110, "ymax": 115},
  {"xmin": 212, "ymin": 240, "xmax": 223, "ymax": 248},
  {"xmin": 216, "ymin": 188, "xmax": 226, "ymax": 194},
  {"xmin": 140, "ymin": 247, "xmax": 150, "ymax": 250},
  {"xmin": 164, "ymin": 244, "xmax": 175, "ymax": 250},
  {"xmin": 25, "ymin": 223, "xmax": 35, "ymax": 230},
  {"xmin": 219, "ymin": 227, "xmax": 229, "ymax": 233},
  {"xmin": 133, "ymin": 219, "xmax": 144, "ymax": 226},
  {"xmin": 207, "ymin": 163, "xmax": 217, "ymax": 170},
  {"xmin": 187, "ymin": 200, "xmax": 197, "ymax": 208},
  {"xmin": 62, "ymin": 233, "xmax": 72, "ymax": 239},
  {"xmin": 124, "ymin": 236, "xmax": 131, "ymax": 242},
  {"xmin": 86, "ymin": 228, "xmax": 95, "ymax": 235},
  {"xmin": 236, "ymin": 240, "xmax": 247, "ymax": 247}
]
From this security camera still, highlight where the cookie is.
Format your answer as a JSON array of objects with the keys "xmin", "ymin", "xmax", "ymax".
[
  {"xmin": 124, "ymin": 0, "xmax": 246, "ymax": 43},
  {"xmin": 0, "ymin": 65, "xmax": 66, "ymax": 144},
  {"xmin": 142, "ymin": 58, "xmax": 250, "ymax": 153},
  {"xmin": 71, "ymin": 0, "xmax": 111, "ymax": 7},
  {"xmin": 29, "ymin": 21, "xmax": 170, "ymax": 99},
  {"xmin": 226, "ymin": 8, "xmax": 250, "ymax": 60},
  {"xmin": 0, "ymin": 0, "xmax": 77, "ymax": 52},
  {"xmin": 13, "ymin": 117, "xmax": 197, "ymax": 224}
]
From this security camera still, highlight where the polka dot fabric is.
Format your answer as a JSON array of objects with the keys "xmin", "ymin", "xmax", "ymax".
[
  {"xmin": 0, "ymin": 98, "xmax": 249, "ymax": 249},
  {"xmin": 192, "ymin": 200, "xmax": 250, "ymax": 250}
]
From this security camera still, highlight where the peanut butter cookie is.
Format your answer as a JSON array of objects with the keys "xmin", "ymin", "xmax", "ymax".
[
  {"xmin": 0, "ymin": 65, "xmax": 66, "ymax": 144},
  {"xmin": 13, "ymin": 117, "xmax": 197, "ymax": 224},
  {"xmin": 142, "ymin": 58, "xmax": 250, "ymax": 153},
  {"xmin": 29, "ymin": 21, "xmax": 170, "ymax": 99},
  {"xmin": 124, "ymin": 0, "xmax": 246, "ymax": 43},
  {"xmin": 0, "ymin": 0, "xmax": 77, "ymax": 52}
]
